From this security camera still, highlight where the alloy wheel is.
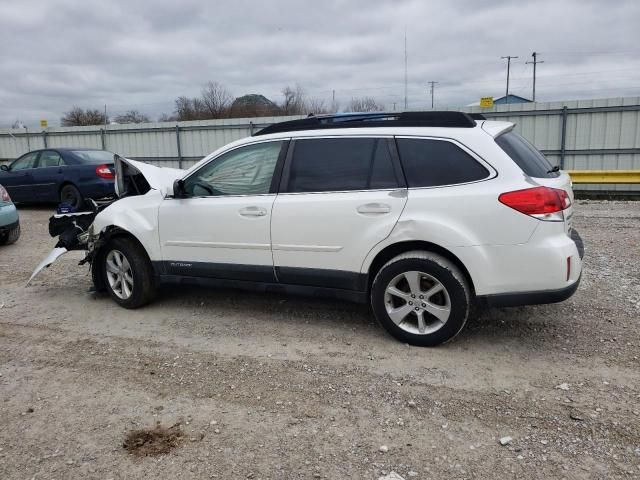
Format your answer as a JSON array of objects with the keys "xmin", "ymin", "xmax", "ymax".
[{"xmin": 383, "ymin": 270, "xmax": 451, "ymax": 335}]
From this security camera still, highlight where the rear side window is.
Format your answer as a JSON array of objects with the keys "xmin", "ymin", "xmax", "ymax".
[
  {"xmin": 396, "ymin": 138, "xmax": 490, "ymax": 187},
  {"xmin": 495, "ymin": 131, "xmax": 559, "ymax": 178},
  {"xmin": 287, "ymin": 138, "xmax": 398, "ymax": 193},
  {"xmin": 39, "ymin": 150, "xmax": 64, "ymax": 167}
]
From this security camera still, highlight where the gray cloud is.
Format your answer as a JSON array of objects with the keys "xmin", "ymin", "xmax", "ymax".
[{"xmin": 1, "ymin": 0, "xmax": 639, "ymax": 126}]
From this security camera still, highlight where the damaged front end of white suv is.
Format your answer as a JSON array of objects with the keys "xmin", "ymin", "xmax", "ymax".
[{"xmin": 27, "ymin": 155, "xmax": 183, "ymax": 286}]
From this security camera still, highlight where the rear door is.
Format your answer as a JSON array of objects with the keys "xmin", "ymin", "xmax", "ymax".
[
  {"xmin": 271, "ymin": 136, "xmax": 407, "ymax": 290},
  {"xmin": 0, "ymin": 151, "xmax": 40, "ymax": 202},
  {"xmin": 31, "ymin": 150, "xmax": 65, "ymax": 201}
]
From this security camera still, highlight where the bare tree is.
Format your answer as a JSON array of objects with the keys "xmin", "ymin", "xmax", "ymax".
[
  {"xmin": 61, "ymin": 107, "xmax": 108, "ymax": 126},
  {"xmin": 114, "ymin": 110, "xmax": 150, "ymax": 124},
  {"xmin": 346, "ymin": 97, "xmax": 385, "ymax": 112},
  {"xmin": 280, "ymin": 84, "xmax": 307, "ymax": 115},
  {"xmin": 307, "ymin": 98, "xmax": 330, "ymax": 115},
  {"xmin": 174, "ymin": 96, "xmax": 195, "ymax": 121},
  {"xmin": 11, "ymin": 119, "xmax": 25, "ymax": 129},
  {"xmin": 200, "ymin": 81, "xmax": 233, "ymax": 118},
  {"xmin": 171, "ymin": 81, "xmax": 235, "ymax": 121},
  {"xmin": 158, "ymin": 113, "xmax": 178, "ymax": 122}
]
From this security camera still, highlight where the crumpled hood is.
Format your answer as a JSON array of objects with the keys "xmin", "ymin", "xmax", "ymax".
[{"xmin": 115, "ymin": 156, "xmax": 184, "ymax": 197}]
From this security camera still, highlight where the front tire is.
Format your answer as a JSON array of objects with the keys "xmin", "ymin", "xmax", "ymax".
[
  {"xmin": 102, "ymin": 237, "xmax": 156, "ymax": 308},
  {"xmin": 371, "ymin": 251, "xmax": 471, "ymax": 346}
]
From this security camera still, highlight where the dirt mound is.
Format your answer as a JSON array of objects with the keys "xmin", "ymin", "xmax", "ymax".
[{"xmin": 123, "ymin": 422, "xmax": 184, "ymax": 456}]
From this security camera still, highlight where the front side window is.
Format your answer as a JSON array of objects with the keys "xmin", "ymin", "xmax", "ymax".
[
  {"xmin": 39, "ymin": 150, "xmax": 64, "ymax": 167},
  {"xmin": 184, "ymin": 141, "xmax": 284, "ymax": 197},
  {"xmin": 286, "ymin": 138, "xmax": 399, "ymax": 193},
  {"xmin": 11, "ymin": 152, "xmax": 39, "ymax": 171},
  {"xmin": 396, "ymin": 138, "xmax": 490, "ymax": 188}
]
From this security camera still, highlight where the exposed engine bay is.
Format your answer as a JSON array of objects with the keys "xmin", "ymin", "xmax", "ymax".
[{"xmin": 27, "ymin": 155, "xmax": 183, "ymax": 285}]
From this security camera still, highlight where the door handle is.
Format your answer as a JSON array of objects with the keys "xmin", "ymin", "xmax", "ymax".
[
  {"xmin": 239, "ymin": 206, "xmax": 267, "ymax": 217},
  {"xmin": 357, "ymin": 203, "xmax": 392, "ymax": 214}
]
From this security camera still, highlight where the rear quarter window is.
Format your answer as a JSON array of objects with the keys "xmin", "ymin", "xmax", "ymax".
[
  {"xmin": 396, "ymin": 138, "xmax": 490, "ymax": 188},
  {"xmin": 495, "ymin": 131, "xmax": 559, "ymax": 178}
]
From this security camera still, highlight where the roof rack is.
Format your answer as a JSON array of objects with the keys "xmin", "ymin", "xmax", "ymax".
[{"xmin": 254, "ymin": 111, "xmax": 478, "ymax": 136}]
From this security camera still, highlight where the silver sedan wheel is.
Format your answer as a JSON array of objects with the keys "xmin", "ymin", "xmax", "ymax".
[
  {"xmin": 384, "ymin": 270, "xmax": 451, "ymax": 335},
  {"xmin": 105, "ymin": 249, "xmax": 134, "ymax": 300}
]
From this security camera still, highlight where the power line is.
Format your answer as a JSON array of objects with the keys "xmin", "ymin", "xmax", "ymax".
[{"xmin": 526, "ymin": 52, "xmax": 544, "ymax": 102}]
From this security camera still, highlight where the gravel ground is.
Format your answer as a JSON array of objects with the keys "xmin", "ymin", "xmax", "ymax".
[{"xmin": 0, "ymin": 201, "xmax": 639, "ymax": 480}]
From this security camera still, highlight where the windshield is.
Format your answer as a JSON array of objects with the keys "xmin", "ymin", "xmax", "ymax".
[
  {"xmin": 72, "ymin": 150, "xmax": 115, "ymax": 164},
  {"xmin": 495, "ymin": 132, "xmax": 559, "ymax": 178}
]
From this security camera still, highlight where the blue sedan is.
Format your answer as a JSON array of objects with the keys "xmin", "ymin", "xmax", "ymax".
[{"xmin": 0, "ymin": 148, "xmax": 115, "ymax": 210}]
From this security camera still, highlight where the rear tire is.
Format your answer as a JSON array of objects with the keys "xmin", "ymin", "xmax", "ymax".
[
  {"xmin": 0, "ymin": 222, "xmax": 20, "ymax": 245},
  {"xmin": 371, "ymin": 251, "xmax": 471, "ymax": 346},
  {"xmin": 102, "ymin": 237, "xmax": 156, "ymax": 308},
  {"xmin": 60, "ymin": 184, "xmax": 84, "ymax": 210}
]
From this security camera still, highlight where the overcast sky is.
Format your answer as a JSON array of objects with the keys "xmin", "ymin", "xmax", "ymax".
[{"xmin": 1, "ymin": 0, "xmax": 639, "ymax": 127}]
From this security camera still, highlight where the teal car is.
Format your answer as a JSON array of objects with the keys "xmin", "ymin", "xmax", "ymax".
[{"xmin": 0, "ymin": 184, "xmax": 20, "ymax": 245}]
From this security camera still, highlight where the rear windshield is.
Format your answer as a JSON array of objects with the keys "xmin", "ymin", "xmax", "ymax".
[
  {"xmin": 495, "ymin": 132, "xmax": 559, "ymax": 178},
  {"xmin": 71, "ymin": 150, "xmax": 114, "ymax": 164}
]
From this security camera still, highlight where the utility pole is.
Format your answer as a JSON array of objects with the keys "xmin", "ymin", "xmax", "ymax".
[
  {"xmin": 428, "ymin": 81, "xmax": 438, "ymax": 109},
  {"xmin": 501, "ymin": 55, "xmax": 518, "ymax": 103},
  {"xmin": 332, "ymin": 89, "xmax": 336, "ymax": 112},
  {"xmin": 404, "ymin": 31, "xmax": 408, "ymax": 110},
  {"xmin": 526, "ymin": 51, "xmax": 544, "ymax": 102}
]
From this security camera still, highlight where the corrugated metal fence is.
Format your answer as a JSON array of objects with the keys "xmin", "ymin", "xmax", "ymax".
[{"xmin": 1, "ymin": 97, "xmax": 639, "ymax": 192}]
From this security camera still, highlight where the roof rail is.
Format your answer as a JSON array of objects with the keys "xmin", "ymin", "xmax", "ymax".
[{"xmin": 254, "ymin": 111, "xmax": 478, "ymax": 136}]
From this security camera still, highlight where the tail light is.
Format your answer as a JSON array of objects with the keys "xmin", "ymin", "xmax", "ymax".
[
  {"xmin": 499, "ymin": 186, "xmax": 571, "ymax": 221},
  {"xmin": 96, "ymin": 164, "xmax": 114, "ymax": 179},
  {"xmin": 0, "ymin": 185, "xmax": 11, "ymax": 202}
]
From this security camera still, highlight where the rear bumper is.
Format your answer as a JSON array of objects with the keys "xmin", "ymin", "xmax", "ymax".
[
  {"xmin": 475, "ymin": 228, "xmax": 584, "ymax": 307},
  {"xmin": 570, "ymin": 228, "xmax": 585, "ymax": 259},
  {"xmin": 79, "ymin": 179, "xmax": 115, "ymax": 199},
  {"xmin": 479, "ymin": 274, "xmax": 581, "ymax": 307}
]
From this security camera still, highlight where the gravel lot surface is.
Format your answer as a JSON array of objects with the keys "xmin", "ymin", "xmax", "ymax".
[{"xmin": 1, "ymin": 201, "xmax": 639, "ymax": 479}]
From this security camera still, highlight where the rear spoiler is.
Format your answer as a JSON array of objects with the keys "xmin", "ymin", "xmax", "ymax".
[{"xmin": 481, "ymin": 121, "xmax": 515, "ymax": 138}]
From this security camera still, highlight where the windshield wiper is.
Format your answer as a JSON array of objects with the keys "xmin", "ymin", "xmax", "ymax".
[{"xmin": 547, "ymin": 165, "xmax": 560, "ymax": 173}]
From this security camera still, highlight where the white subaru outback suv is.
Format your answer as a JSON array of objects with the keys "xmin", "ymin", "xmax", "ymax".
[{"xmin": 32, "ymin": 112, "xmax": 583, "ymax": 346}]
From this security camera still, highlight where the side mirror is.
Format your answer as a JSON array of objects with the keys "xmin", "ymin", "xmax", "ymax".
[
  {"xmin": 0, "ymin": 164, "xmax": 9, "ymax": 172},
  {"xmin": 172, "ymin": 179, "xmax": 186, "ymax": 198}
]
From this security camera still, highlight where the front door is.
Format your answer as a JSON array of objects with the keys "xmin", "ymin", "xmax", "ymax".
[
  {"xmin": 1, "ymin": 151, "xmax": 40, "ymax": 202},
  {"xmin": 271, "ymin": 137, "xmax": 407, "ymax": 290},
  {"xmin": 158, "ymin": 140, "xmax": 288, "ymax": 282}
]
